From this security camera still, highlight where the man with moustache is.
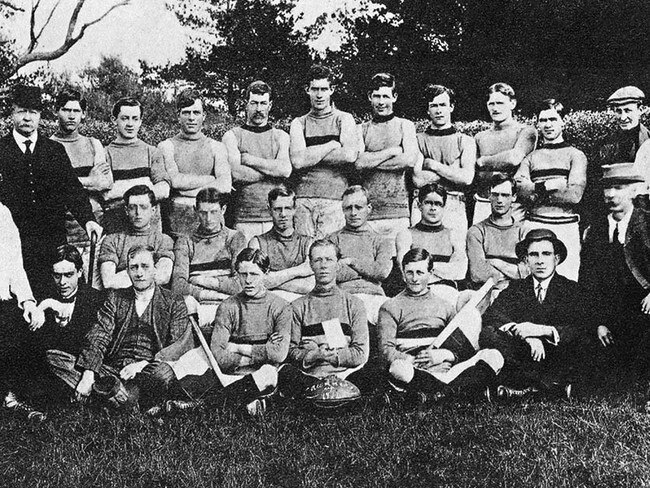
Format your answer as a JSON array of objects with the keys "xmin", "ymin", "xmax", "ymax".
[
  {"xmin": 473, "ymin": 83, "xmax": 537, "ymax": 224},
  {"xmin": 158, "ymin": 89, "xmax": 231, "ymax": 238},
  {"xmin": 355, "ymin": 73, "xmax": 418, "ymax": 240},
  {"xmin": 413, "ymin": 84, "xmax": 476, "ymax": 239},
  {"xmin": 515, "ymin": 99, "xmax": 587, "ymax": 281},
  {"xmin": 289, "ymin": 65, "xmax": 359, "ymax": 239},
  {"xmin": 223, "ymin": 81, "xmax": 291, "ymax": 244},
  {"xmin": 0, "ymin": 85, "xmax": 101, "ymax": 299}
]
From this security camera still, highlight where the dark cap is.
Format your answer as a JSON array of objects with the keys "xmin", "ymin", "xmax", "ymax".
[
  {"xmin": 601, "ymin": 163, "xmax": 645, "ymax": 186},
  {"xmin": 11, "ymin": 84, "xmax": 44, "ymax": 111},
  {"xmin": 515, "ymin": 228, "xmax": 567, "ymax": 264},
  {"xmin": 606, "ymin": 86, "xmax": 645, "ymax": 106}
]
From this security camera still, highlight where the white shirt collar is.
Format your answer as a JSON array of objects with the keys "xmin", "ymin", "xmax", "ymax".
[
  {"xmin": 608, "ymin": 209, "xmax": 633, "ymax": 244},
  {"xmin": 13, "ymin": 129, "xmax": 38, "ymax": 153},
  {"xmin": 533, "ymin": 274, "xmax": 553, "ymax": 293}
]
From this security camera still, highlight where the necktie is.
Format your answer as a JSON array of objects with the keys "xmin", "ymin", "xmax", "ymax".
[
  {"xmin": 24, "ymin": 139, "xmax": 32, "ymax": 155},
  {"xmin": 536, "ymin": 284, "xmax": 544, "ymax": 303},
  {"xmin": 612, "ymin": 223, "xmax": 619, "ymax": 244}
]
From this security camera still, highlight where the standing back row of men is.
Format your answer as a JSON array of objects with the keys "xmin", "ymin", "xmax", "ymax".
[{"xmin": 1, "ymin": 67, "xmax": 649, "ymax": 420}]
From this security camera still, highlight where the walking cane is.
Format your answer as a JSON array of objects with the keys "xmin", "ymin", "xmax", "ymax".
[{"xmin": 87, "ymin": 232, "xmax": 97, "ymax": 287}]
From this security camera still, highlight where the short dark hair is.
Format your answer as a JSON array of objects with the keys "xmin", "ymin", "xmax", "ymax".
[
  {"xmin": 246, "ymin": 80, "xmax": 272, "ymax": 101},
  {"xmin": 124, "ymin": 185, "xmax": 156, "ymax": 206},
  {"xmin": 489, "ymin": 174, "xmax": 517, "ymax": 194},
  {"xmin": 418, "ymin": 183, "xmax": 447, "ymax": 205},
  {"xmin": 536, "ymin": 98, "xmax": 565, "ymax": 118},
  {"xmin": 370, "ymin": 73, "xmax": 396, "ymax": 94},
  {"xmin": 309, "ymin": 239, "xmax": 341, "ymax": 261},
  {"xmin": 52, "ymin": 244, "xmax": 84, "ymax": 271},
  {"xmin": 112, "ymin": 97, "xmax": 141, "ymax": 118},
  {"xmin": 488, "ymin": 82, "xmax": 516, "ymax": 100},
  {"xmin": 235, "ymin": 248, "xmax": 271, "ymax": 274},
  {"xmin": 268, "ymin": 185, "xmax": 296, "ymax": 206},
  {"xmin": 196, "ymin": 187, "xmax": 228, "ymax": 207},
  {"xmin": 176, "ymin": 88, "xmax": 203, "ymax": 112},
  {"xmin": 402, "ymin": 247, "xmax": 434, "ymax": 272},
  {"xmin": 55, "ymin": 88, "xmax": 87, "ymax": 111},
  {"xmin": 342, "ymin": 185, "xmax": 370, "ymax": 203},
  {"xmin": 127, "ymin": 244, "xmax": 155, "ymax": 264},
  {"xmin": 306, "ymin": 65, "xmax": 334, "ymax": 86},
  {"xmin": 424, "ymin": 84, "xmax": 456, "ymax": 106}
]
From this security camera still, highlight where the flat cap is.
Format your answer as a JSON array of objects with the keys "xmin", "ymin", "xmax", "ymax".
[
  {"xmin": 601, "ymin": 163, "xmax": 645, "ymax": 185},
  {"xmin": 607, "ymin": 86, "xmax": 645, "ymax": 106}
]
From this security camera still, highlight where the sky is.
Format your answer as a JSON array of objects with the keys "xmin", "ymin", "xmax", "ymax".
[{"xmin": 8, "ymin": 0, "xmax": 383, "ymax": 77}]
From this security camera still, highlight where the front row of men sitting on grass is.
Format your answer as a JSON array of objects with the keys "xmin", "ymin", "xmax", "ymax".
[{"xmin": 3, "ymin": 225, "xmax": 590, "ymax": 420}]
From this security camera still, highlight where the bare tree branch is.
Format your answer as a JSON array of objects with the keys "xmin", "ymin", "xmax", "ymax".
[
  {"xmin": 28, "ymin": 0, "xmax": 37, "ymax": 52},
  {"xmin": 0, "ymin": 1, "xmax": 24, "ymax": 12},
  {"xmin": 34, "ymin": 0, "xmax": 63, "ymax": 45},
  {"xmin": 15, "ymin": 0, "xmax": 131, "ymax": 70}
]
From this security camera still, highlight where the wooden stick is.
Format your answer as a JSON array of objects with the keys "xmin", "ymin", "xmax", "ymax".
[
  {"xmin": 188, "ymin": 314, "xmax": 239, "ymax": 387},
  {"xmin": 87, "ymin": 232, "xmax": 97, "ymax": 287}
]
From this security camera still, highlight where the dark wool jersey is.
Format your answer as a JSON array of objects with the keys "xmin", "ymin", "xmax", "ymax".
[
  {"xmin": 289, "ymin": 286, "xmax": 369, "ymax": 377},
  {"xmin": 256, "ymin": 228, "xmax": 311, "ymax": 271},
  {"xmin": 378, "ymin": 289, "xmax": 456, "ymax": 364},
  {"xmin": 409, "ymin": 222, "xmax": 454, "ymax": 263},
  {"xmin": 417, "ymin": 127, "xmax": 474, "ymax": 194},
  {"xmin": 231, "ymin": 125, "xmax": 288, "ymax": 223},
  {"xmin": 98, "ymin": 228, "xmax": 174, "ymax": 272},
  {"xmin": 211, "ymin": 291, "xmax": 291, "ymax": 375},
  {"xmin": 361, "ymin": 117, "xmax": 410, "ymax": 220},
  {"xmin": 293, "ymin": 109, "xmax": 352, "ymax": 200},
  {"xmin": 466, "ymin": 216, "xmax": 527, "ymax": 285}
]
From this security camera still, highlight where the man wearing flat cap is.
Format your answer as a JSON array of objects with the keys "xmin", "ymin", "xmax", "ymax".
[
  {"xmin": 0, "ymin": 85, "xmax": 102, "ymax": 299},
  {"xmin": 580, "ymin": 164, "xmax": 650, "ymax": 382},
  {"xmin": 480, "ymin": 228, "xmax": 589, "ymax": 399}
]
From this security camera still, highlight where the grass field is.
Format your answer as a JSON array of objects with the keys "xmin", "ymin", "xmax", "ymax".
[{"xmin": 2, "ymin": 376, "xmax": 650, "ymax": 488}]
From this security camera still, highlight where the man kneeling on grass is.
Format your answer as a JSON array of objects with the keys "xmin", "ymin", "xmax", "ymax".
[
  {"xmin": 378, "ymin": 248, "xmax": 503, "ymax": 406},
  {"xmin": 480, "ymin": 229, "xmax": 588, "ymax": 399},
  {"xmin": 46, "ymin": 245, "xmax": 193, "ymax": 413},
  {"xmin": 159, "ymin": 248, "xmax": 291, "ymax": 416}
]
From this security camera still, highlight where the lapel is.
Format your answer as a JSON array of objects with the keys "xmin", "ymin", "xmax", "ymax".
[{"xmin": 151, "ymin": 285, "xmax": 169, "ymax": 346}]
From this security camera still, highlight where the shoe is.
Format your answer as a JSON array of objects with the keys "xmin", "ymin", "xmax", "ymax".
[
  {"xmin": 245, "ymin": 398, "xmax": 267, "ymax": 416},
  {"xmin": 483, "ymin": 386, "xmax": 492, "ymax": 404},
  {"xmin": 4, "ymin": 392, "xmax": 47, "ymax": 422},
  {"xmin": 165, "ymin": 399, "xmax": 204, "ymax": 414},
  {"xmin": 144, "ymin": 404, "xmax": 164, "ymax": 418},
  {"xmin": 496, "ymin": 385, "xmax": 537, "ymax": 400},
  {"xmin": 546, "ymin": 382, "xmax": 572, "ymax": 401},
  {"xmin": 404, "ymin": 391, "xmax": 428, "ymax": 409}
]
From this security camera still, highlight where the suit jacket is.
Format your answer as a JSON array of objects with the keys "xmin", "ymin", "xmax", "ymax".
[
  {"xmin": 76, "ymin": 285, "xmax": 194, "ymax": 372},
  {"xmin": 0, "ymin": 132, "xmax": 94, "ymax": 244},
  {"xmin": 580, "ymin": 198, "xmax": 650, "ymax": 328},
  {"xmin": 32, "ymin": 285, "xmax": 104, "ymax": 356},
  {"xmin": 482, "ymin": 273, "xmax": 588, "ymax": 347}
]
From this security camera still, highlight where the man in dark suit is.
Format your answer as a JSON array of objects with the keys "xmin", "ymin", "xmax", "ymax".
[
  {"xmin": 46, "ymin": 245, "xmax": 194, "ymax": 413},
  {"xmin": 580, "ymin": 164, "xmax": 650, "ymax": 381},
  {"xmin": 0, "ymin": 85, "xmax": 102, "ymax": 299},
  {"xmin": 480, "ymin": 229, "xmax": 588, "ymax": 398}
]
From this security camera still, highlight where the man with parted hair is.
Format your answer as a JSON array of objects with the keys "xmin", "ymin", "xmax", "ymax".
[
  {"xmin": 52, "ymin": 88, "xmax": 112, "ymax": 251},
  {"xmin": 289, "ymin": 65, "xmax": 359, "ymax": 239},
  {"xmin": 46, "ymin": 245, "xmax": 194, "ymax": 413},
  {"xmin": 158, "ymin": 88, "xmax": 231, "ymax": 238},
  {"xmin": 99, "ymin": 185, "xmax": 174, "ymax": 290},
  {"xmin": 327, "ymin": 185, "xmax": 392, "ymax": 325},
  {"xmin": 515, "ymin": 99, "xmax": 587, "ymax": 281},
  {"xmin": 396, "ymin": 183, "xmax": 467, "ymax": 304},
  {"xmin": 467, "ymin": 175, "xmax": 529, "ymax": 291},
  {"xmin": 249, "ymin": 186, "xmax": 314, "ymax": 302},
  {"xmin": 171, "ymin": 187, "xmax": 247, "ymax": 329},
  {"xmin": 0, "ymin": 84, "xmax": 102, "ymax": 299},
  {"xmin": 355, "ymin": 72, "xmax": 418, "ymax": 240},
  {"xmin": 223, "ymin": 81, "xmax": 291, "ymax": 243},
  {"xmin": 473, "ymin": 83, "xmax": 537, "ymax": 224},
  {"xmin": 102, "ymin": 97, "xmax": 170, "ymax": 234},
  {"xmin": 413, "ymin": 84, "xmax": 476, "ymax": 240},
  {"xmin": 379, "ymin": 247, "xmax": 504, "ymax": 406}
]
